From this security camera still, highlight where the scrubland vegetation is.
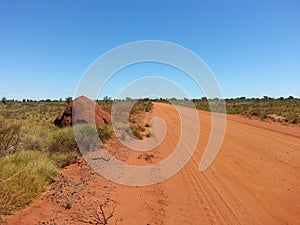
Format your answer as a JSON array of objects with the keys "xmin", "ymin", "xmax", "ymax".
[
  {"xmin": 0, "ymin": 100, "xmax": 111, "ymax": 218},
  {"xmin": 0, "ymin": 98, "xmax": 152, "ymax": 218},
  {"xmin": 97, "ymin": 98, "xmax": 153, "ymax": 140},
  {"xmin": 0, "ymin": 95, "xmax": 298, "ymax": 219},
  {"xmin": 201, "ymin": 96, "xmax": 300, "ymax": 123},
  {"xmin": 154, "ymin": 96, "xmax": 300, "ymax": 124},
  {"xmin": 0, "ymin": 101, "xmax": 75, "ymax": 216}
]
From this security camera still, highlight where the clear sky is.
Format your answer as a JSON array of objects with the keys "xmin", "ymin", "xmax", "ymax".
[{"xmin": 0, "ymin": 0, "xmax": 300, "ymax": 100}]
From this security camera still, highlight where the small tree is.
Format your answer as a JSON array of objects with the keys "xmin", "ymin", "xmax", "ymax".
[
  {"xmin": 65, "ymin": 97, "xmax": 73, "ymax": 104},
  {"xmin": 1, "ymin": 97, "xmax": 6, "ymax": 105},
  {"xmin": 103, "ymin": 96, "xmax": 111, "ymax": 103}
]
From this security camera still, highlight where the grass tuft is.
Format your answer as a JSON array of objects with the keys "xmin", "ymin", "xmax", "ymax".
[
  {"xmin": 43, "ymin": 127, "xmax": 78, "ymax": 154},
  {"xmin": 0, "ymin": 151, "xmax": 59, "ymax": 215}
]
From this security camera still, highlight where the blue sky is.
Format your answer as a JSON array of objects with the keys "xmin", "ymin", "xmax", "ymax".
[{"xmin": 0, "ymin": 0, "xmax": 299, "ymax": 100}]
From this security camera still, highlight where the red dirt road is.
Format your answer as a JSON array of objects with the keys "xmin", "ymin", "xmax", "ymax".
[{"xmin": 5, "ymin": 103, "xmax": 300, "ymax": 225}]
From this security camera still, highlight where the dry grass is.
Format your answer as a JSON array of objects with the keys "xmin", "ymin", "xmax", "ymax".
[
  {"xmin": 0, "ymin": 120, "xmax": 21, "ymax": 157},
  {"xmin": 0, "ymin": 151, "xmax": 59, "ymax": 216}
]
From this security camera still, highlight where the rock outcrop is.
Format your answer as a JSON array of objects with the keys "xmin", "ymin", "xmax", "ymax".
[{"xmin": 54, "ymin": 96, "xmax": 111, "ymax": 127}]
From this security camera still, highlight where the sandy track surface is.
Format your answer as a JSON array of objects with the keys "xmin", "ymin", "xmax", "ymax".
[{"xmin": 5, "ymin": 102, "xmax": 300, "ymax": 225}]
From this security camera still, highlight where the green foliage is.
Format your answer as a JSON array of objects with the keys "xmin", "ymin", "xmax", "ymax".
[
  {"xmin": 0, "ymin": 101, "xmax": 84, "ymax": 218},
  {"xmin": 97, "ymin": 100, "xmax": 113, "ymax": 113},
  {"xmin": 153, "ymin": 97, "xmax": 300, "ymax": 124},
  {"xmin": 130, "ymin": 99, "xmax": 153, "ymax": 114},
  {"xmin": 65, "ymin": 97, "xmax": 73, "ymax": 104},
  {"xmin": 49, "ymin": 151, "xmax": 80, "ymax": 168},
  {"xmin": 73, "ymin": 124, "xmax": 113, "ymax": 153},
  {"xmin": 103, "ymin": 95, "xmax": 112, "ymax": 103},
  {"xmin": 97, "ymin": 98, "xmax": 153, "ymax": 114},
  {"xmin": 0, "ymin": 151, "xmax": 59, "ymax": 215},
  {"xmin": 130, "ymin": 125, "xmax": 144, "ymax": 140},
  {"xmin": 74, "ymin": 124, "xmax": 99, "ymax": 150},
  {"xmin": 21, "ymin": 120, "xmax": 57, "ymax": 151},
  {"xmin": 1, "ymin": 97, "xmax": 6, "ymax": 105},
  {"xmin": 44, "ymin": 127, "xmax": 78, "ymax": 154},
  {"xmin": 191, "ymin": 97, "xmax": 300, "ymax": 124},
  {"xmin": 285, "ymin": 113, "xmax": 300, "ymax": 124},
  {"xmin": 0, "ymin": 120, "xmax": 21, "ymax": 157},
  {"xmin": 97, "ymin": 124, "xmax": 113, "ymax": 143}
]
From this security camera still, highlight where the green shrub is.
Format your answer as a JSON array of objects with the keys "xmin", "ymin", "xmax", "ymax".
[
  {"xmin": 286, "ymin": 113, "xmax": 300, "ymax": 124},
  {"xmin": 0, "ymin": 151, "xmax": 59, "ymax": 215},
  {"xmin": 73, "ymin": 124, "xmax": 113, "ymax": 152},
  {"xmin": 0, "ymin": 120, "xmax": 21, "ymax": 157},
  {"xmin": 97, "ymin": 125, "xmax": 113, "ymax": 143},
  {"xmin": 49, "ymin": 151, "xmax": 80, "ymax": 168},
  {"xmin": 259, "ymin": 112, "xmax": 268, "ymax": 120},
  {"xmin": 43, "ymin": 127, "xmax": 78, "ymax": 153},
  {"xmin": 130, "ymin": 125, "xmax": 143, "ymax": 140},
  {"xmin": 74, "ymin": 124, "xmax": 100, "ymax": 152},
  {"xmin": 130, "ymin": 100, "xmax": 153, "ymax": 114},
  {"xmin": 21, "ymin": 120, "xmax": 56, "ymax": 151},
  {"xmin": 137, "ymin": 125, "xmax": 145, "ymax": 132}
]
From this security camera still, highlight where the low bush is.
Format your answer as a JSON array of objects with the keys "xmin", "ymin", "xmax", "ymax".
[
  {"xmin": 130, "ymin": 100, "xmax": 153, "ymax": 114},
  {"xmin": 97, "ymin": 124, "xmax": 113, "ymax": 143},
  {"xmin": 73, "ymin": 124, "xmax": 113, "ymax": 153},
  {"xmin": 43, "ymin": 127, "xmax": 78, "ymax": 154},
  {"xmin": 0, "ymin": 151, "xmax": 59, "ymax": 215},
  {"xmin": 0, "ymin": 120, "xmax": 21, "ymax": 157},
  {"xmin": 74, "ymin": 124, "xmax": 99, "ymax": 150},
  {"xmin": 285, "ymin": 113, "xmax": 300, "ymax": 124},
  {"xmin": 130, "ymin": 125, "xmax": 143, "ymax": 140},
  {"xmin": 49, "ymin": 151, "xmax": 80, "ymax": 168},
  {"xmin": 189, "ymin": 97, "xmax": 300, "ymax": 124},
  {"xmin": 20, "ymin": 120, "xmax": 56, "ymax": 151}
]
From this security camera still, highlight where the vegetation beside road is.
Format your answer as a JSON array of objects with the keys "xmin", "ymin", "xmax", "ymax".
[
  {"xmin": 153, "ymin": 96, "xmax": 300, "ymax": 124},
  {"xmin": 0, "ymin": 95, "xmax": 298, "ymax": 219},
  {"xmin": 0, "ymin": 97, "xmax": 152, "ymax": 218},
  {"xmin": 0, "ymin": 101, "xmax": 79, "ymax": 217}
]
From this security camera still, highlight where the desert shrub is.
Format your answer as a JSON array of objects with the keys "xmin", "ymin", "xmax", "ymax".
[
  {"xmin": 259, "ymin": 112, "xmax": 268, "ymax": 120},
  {"xmin": 97, "ymin": 101, "xmax": 113, "ymax": 114},
  {"xmin": 0, "ymin": 120, "xmax": 21, "ymax": 157},
  {"xmin": 49, "ymin": 151, "xmax": 80, "ymax": 168},
  {"xmin": 144, "ymin": 102, "xmax": 152, "ymax": 112},
  {"xmin": 97, "ymin": 124, "xmax": 113, "ymax": 143},
  {"xmin": 74, "ymin": 124, "xmax": 100, "ymax": 152},
  {"xmin": 43, "ymin": 127, "xmax": 78, "ymax": 154},
  {"xmin": 137, "ymin": 125, "xmax": 145, "ymax": 132},
  {"xmin": 20, "ymin": 120, "xmax": 56, "ymax": 151},
  {"xmin": 130, "ymin": 125, "xmax": 143, "ymax": 140},
  {"xmin": 73, "ymin": 124, "xmax": 113, "ymax": 153},
  {"xmin": 0, "ymin": 151, "xmax": 59, "ymax": 215},
  {"xmin": 285, "ymin": 113, "xmax": 300, "ymax": 124},
  {"xmin": 137, "ymin": 153, "xmax": 154, "ymax": 161},
  {"xmin": 190, "ymin": 97, "xmax": 300, "ymax": 124},
  {"xmin": 130, "ymin": 100, "xmax": 153, "ymax": 114},
  {"xmin": 144, "ymin": 153, "xmax": 154, "ymax": 161}
]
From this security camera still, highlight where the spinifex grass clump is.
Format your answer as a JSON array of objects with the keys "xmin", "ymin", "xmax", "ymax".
[
  {"xmin": 0, "ymin": 151, "xmax": 59, "ymax": 215},
  {"xmin": 0, "ymin": 119, "xmax": 21, "ymax": 157}
]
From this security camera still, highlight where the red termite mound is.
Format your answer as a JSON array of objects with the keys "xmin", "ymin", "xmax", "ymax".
[{"xmin": 54, "ymin": 96, "xmax": 111, "ymax": 127}]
